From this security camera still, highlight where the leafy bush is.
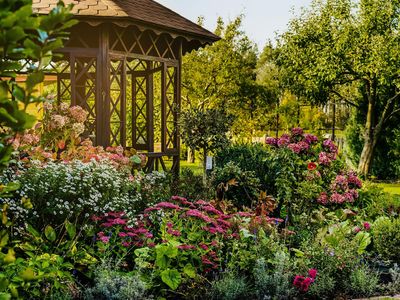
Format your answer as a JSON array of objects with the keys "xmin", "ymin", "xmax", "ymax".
[
  {"xmin": 346, "ymin": 266, "xmax": 379, "ymax": 297},
  {"xmin": 358, "ymin": 183, "xmax": 400, "ymax": 218},
  {"xmin": 209, "ymin": 272, "xmax": 249, "ymax": 300},
  {"xmin": 215, "ymin": 143, "xmax": 272, "ymax": 190},
  {"xmin": 173, "ymin": 168, "xmax": 214, "ymax": 201},
  {"xmin": 372, "ymin": 217, "xmax": 400, "ymax": 261},
  {"xmin": 84, "ymin": 263, "xmax": 150, "ymax": 300},
  {"xmin": 90, "ymin": 197, "xmax": 282, "ymax": 293},
  {"xmin": 212, "ymin": 162, "xmax": 260, "ymax": 208},
  {"xmin": 253, "ymin": 253, "xmax": 294, "ymax": 299},
  {"xmin": 308, "ymin": 271, "xmax": 336, "ymax": 298},
  {"xmin": 384, "ymin": 264, "xmax": 400, "ymax": 295}
]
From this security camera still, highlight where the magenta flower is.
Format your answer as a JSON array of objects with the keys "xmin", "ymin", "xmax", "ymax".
[
  {"xmin": 186, "ymin": 209, "xmax": 213, "ymax": 223},
  {"xmin": 291, "ymin": 127, "xmax": 304, "ymax": 136},
  {"xmin": 265, "ymin": 137, "xmax": 277, "ymax": 146},
  {"xmin": 330, "ymin": 193, "xmax": 345, "ymax": 204},
  {"xmin": 317, "ymin": 192, "xmax": 329, "ymax": 205},
  {"xmin": 308, "ymin": 269, "xmax": 317, "ymax": 279},
  {"xmin": 288, "ymin": 143, "xmax": 302, "ymax": 154},
  {"xmin": 118, "ymin": 232, "xmax": 128, "ymax": 237},
  {"xmin": 353, "ymin": 226, "xmax": 361, "ymax": 233},
  {"xmin": 363, "ymin": 222, "xmax": 371, "ymax": 231},
  {"xmin": 304, "ymin": 133, "xmax": 318, "ymax": 144},
  {"xmin": 99, "ymin": 236, "xmax": 110, "ymax": 243},
  {"xmin": 155, "ymin": 202, "xmax": 181, "ymax": 210},
  {"xmin": 318, "ymin": 152, "xmax": 331, "ymax": 166},
  {"xmin": 277, "ymin": 138, "xmax": 290, "ymax": 148}
]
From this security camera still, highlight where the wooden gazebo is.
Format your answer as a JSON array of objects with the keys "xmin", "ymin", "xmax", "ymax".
[{"xmin": 32, "ymin": 0, "xmax": 219, "ymax": 174}]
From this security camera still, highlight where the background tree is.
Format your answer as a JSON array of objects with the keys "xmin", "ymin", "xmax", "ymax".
[
  {"xmin": 180, "ymin": 108, "xmax": 234, "ymax": 178},
  {"xmin": 276, "ymin": 0, "xmax": 400, "ymax": 177},
  {"xmin": 182, "ymin": 16, "xmax": 272, "ymax": 144}
]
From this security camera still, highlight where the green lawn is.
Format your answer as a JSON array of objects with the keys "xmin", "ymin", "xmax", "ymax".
[
  {"xmin": 163, "ymin": 159, "xmax": 204, "ymax": 175},
  {"xmin": 377, "ymin": 183, "xmax": 400, "ymax": 195}
]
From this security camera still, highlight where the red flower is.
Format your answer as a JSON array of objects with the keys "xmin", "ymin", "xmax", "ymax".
[
  {"xmin": 301, "ymin": 277, "xmax": 313, "ymax": 292},
  {"xmin": 293, "ymin": 275, "xmax": 305, "ymax": 288},
  {"xmin": 363, "ymin": 222, "xmax": 371, "ymax": 231},
  {"xmin": 307, "ymin": 162, "xmax": 317, "ymax": 171},
  {"xmin": 308, "ymin": 269, "xmax": 317, "ymax": 279}
]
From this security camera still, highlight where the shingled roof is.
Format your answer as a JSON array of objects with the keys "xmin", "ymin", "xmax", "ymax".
[{"xmin": 32, "ymin": 0, "xmax": 219, "ymax": 42}]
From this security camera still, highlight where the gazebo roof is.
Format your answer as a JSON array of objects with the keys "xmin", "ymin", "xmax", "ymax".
[{"xmin": 32, "ymin": 0, "xmax": 220, "ymax": 44}]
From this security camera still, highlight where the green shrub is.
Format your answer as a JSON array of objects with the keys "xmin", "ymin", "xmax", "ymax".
[
  {"xmin": 253, "ymin": 253, "xmax": 294, "ymax": 299},
  {"xmin": 372, "ymin": 217, "xmax": 400, "ymax": 261},
  {"xmin": 84, "ymin": 264, "xmax": 150, "ymax": 300},
  {"xmin": 359, "ymin": 183, "xmax": 400, "ymax": 218},
  {"xmin": 215, "ymin": 143, "xmax": 272, "ymax": 190},
  {"xmin": 173, "ymin": 168, "xmax": 213, "ymax": 201},
  {"xmin": 308, "ymin": 271, "xmax": 336, "ymax": 298},
  {"xmin": 212, "ymin": 162, "xmax": 260, "ymax": 208},
  {"xmin": 210, "ymin": 272, "xmax": 249, "ymax": 300},
  {"xmin": 384, "ymin": 264, "xmax": 400, "ymax": 295},
  {"xmin": 345, "ymin": 266, "xmax": 379, "ymax": 297}
]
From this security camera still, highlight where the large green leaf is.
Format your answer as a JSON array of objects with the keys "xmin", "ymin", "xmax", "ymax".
[
  {"xmin": 44, "ymin": 225, "xmax": 56, "ymax": 242},
  {"xmin": 65, "ymin": 221, "xmax": 76, "ymax": 239},
  {"xmin": 183, "ymin": 264, "xmax": 196, "ymax": 279},
  {"xmin": 160, "ymin": 269, "xmax": 181, "ymax": 290}
]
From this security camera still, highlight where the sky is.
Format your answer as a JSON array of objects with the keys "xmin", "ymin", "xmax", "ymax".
[{"xmin": 156, "ymin": 0, "xmax": 313, "ymax": 49}]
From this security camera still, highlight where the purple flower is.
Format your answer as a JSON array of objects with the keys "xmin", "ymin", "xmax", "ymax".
[
  {"xmin": 155, "ymin": 202, "xmax": 181, "ymax": 210},
  {"xmin": 277, "ymin": 137, "xmax": 290, "ymax": 148},
  {"xmin": 298, "ymin": 141, "xmax": 309, "ymax": 151},
  {"xmin": 291, "ymin": 127, "xmax": 304, "ymax": 136},
  {"xmin": 323, "ymin": 139, "xmax": 338, "ymax": 153},
  {"xmin": 318, "ymin": 152, "xmax": 331, "ymax": 166},
  {"xmin": 304, "ymin": 133, "xmax": 318, "ymax": 144},
  {"xmin": 288, "ymin": 143, "xmax": 302, "ymax": 154},
  {"xmin": 265, "ymin": 137, "xmax": 277, "ymax": 146}
]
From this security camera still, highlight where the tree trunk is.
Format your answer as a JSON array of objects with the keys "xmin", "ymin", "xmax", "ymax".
[
  {"xmin": 358, "ymin": 135, "xmax": 377, "ymax": 178},
  {"xmin": 187, "ymin": 147, "xmax": 195, "ymax": 163}
]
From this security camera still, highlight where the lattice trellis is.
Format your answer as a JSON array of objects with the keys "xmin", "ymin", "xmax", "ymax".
[
  {"xmin": 39, "ymin": 22, "xmax": 183, "ymax": 175},
  {"xmin": 109, "ymin": 25, "xmax": 178, "ymax": 60},
  {"xmin": 72, "ymin": 56, "xmax": 97, "ymax": 139},
  {"xmin": 109, "ymin": 59, "xmax": 125, "ymax": 146}
]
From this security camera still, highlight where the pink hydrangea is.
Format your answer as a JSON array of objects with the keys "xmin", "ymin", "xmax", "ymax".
[
  {"xmin": 323, "ymin": 139, "xmax": 338, "ymax": 153},
  {"xmin": 291, "ymin": 127, "xmax": 304, "ymax": 136},
  {"xmin": 265, "ymin": 137, "xmax": 277, "ymax": 146},
  {"xmin": 330, "ymin": 193, "xmax": 345, "ymax": 204},
  {"xmin": 318, "ymin": 152, "xmax": 331, "ymax": 166},
  {"xmin": 304, "ymin": 133, "xmax": 318, "ymax": 144},
  {"xmin": 288, "ymin": 143, "xmax": 302, "ymax": 154},
  {"xmin": 317, "ymin": 192, "xmax": 329, "ymax": 205},
  {"xmin": 277, "ymin": 136, "xmax": 290, "ymax": 148}
]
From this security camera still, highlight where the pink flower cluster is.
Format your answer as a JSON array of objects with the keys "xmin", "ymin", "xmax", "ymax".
[
  {"xmin": 293, "ymin": 269, "xmax": 317, "ymax": 293},
  {"xmin": 318, "ymin": 171, "xmax": 362, "ymax": 205},
  {"xmin": 265, "ymin": 128, "xmax": 318, "ymax": 155}
]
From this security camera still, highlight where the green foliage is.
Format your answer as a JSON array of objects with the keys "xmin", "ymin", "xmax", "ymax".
[
  {"xmin": 181, "ymin": 108, "xmax": 233, "ymax": 154},
  {"xmin": 215, "ymin": 143, "xmax": 272, "ymax": 191},
  {"xmin": 182, "ymin": 16, "xmax": 271, "ymax": 138},
  {"xmin": 209, "ymin": 272, "xmax": 249, "ymax": 300},
  {"xmin": 0, "ymin": 0, "xmax": 76, "ymax": 171},
  {"xmin": 308, "ymin": 271, "xmax": 336, "ymax": 299},
  {"xmin": 173, "ymin": 168, "xmax": 213, "ymax": 201},
  {"xmin": 372, "ymin": 217, "xmax": 400, "ymax": 261},
  {"xmin": 84, "ymin": 263, "xmax": 150, "ymax": 300},
  {"xmin": 253, "ymin": 253, "xmax": 294, "ymax": 299},
  {"xmin": 358, "ymin": 183, "xmax": 400, "ymax": 218},
  {"xmin": 212, "ymin": 162, "xmax": 260, "ymax": 208},
  {"xmin": 346, "ymin": 266, "xmax": 379, "ymax": 297},
  {"xmin": 384, "ymin": 264, "xmax": 400, "ymax": 295},
  {"xmin": 276, "ymin": 0, "xmax": 400, "ymax": 176}
]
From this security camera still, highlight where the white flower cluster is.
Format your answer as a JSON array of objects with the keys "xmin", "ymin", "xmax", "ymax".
[{"xmin": 0, "ymin": 159, "xmax": 142, "ymax": 227}]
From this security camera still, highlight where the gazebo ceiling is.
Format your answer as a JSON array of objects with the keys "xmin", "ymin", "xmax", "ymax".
[{"xmin": 32, "ymin": 0, "xmax": 220, "ymax": 50}]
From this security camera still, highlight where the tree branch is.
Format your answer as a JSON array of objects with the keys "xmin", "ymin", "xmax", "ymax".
[{"xmin": 330, "ymin": 90, "xmax": 360, "ymax": 108}]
